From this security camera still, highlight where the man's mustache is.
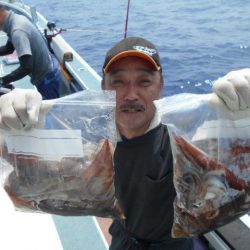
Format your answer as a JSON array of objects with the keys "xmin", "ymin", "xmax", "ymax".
[{"xmin": 119, "ymin": 102, "xmax": 145, "ymax": 112}]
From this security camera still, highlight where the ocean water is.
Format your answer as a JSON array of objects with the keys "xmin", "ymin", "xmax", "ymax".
[{"xmin": 24, "ymin": 0, "xmax": 250, "ymax": 96}]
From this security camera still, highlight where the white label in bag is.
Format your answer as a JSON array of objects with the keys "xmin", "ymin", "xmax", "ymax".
[{"xmin": 3, "ymin": 129, "xmax": 83, "ymax": 161}]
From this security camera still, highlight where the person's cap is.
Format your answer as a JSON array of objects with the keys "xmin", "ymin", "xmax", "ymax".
[{"xmin": 103, "ymin": 37, "xmax": 161, "ymax": 73}]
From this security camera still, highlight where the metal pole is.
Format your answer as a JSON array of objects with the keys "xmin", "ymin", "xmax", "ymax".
[{"xmin": 124, "ymin": 0, "xmax": 131, "ymax": 39}]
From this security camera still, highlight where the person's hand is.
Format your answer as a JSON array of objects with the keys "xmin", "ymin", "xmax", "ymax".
[
  {"xmin": 0, "ymin": 77, "xmax": 14, "ymax": 90},
  {"xmin": 3, "ymin": 83, "xmax": 15, "ymax": 91},
  {"xmin": 0, "ymin": 77, "xmax": 3, "ymax": 86},
  {"xmin": 212, "ymin": 68, "xmax": 250, "ymax": 111},
  {"xmin": 0, "ymin": 88, "xmax": 52, "ymax": 130}
]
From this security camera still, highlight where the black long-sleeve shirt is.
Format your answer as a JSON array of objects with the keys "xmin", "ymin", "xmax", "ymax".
[
  {"xmin": 0, "ymin": 40, "xmax": 33, "ymax": 84},
  {"xmin": 109, "ymin": 124, "xmax": 193, "ymax": 249}
]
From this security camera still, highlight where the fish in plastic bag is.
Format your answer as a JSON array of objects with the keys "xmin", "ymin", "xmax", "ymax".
[
  {"xmin": 0, "ymin": 90, "xmax": 124, "ymax": 219},
  {"xmin": 155, "ymin": 93, "xmax": 250, "ymax": 238}
]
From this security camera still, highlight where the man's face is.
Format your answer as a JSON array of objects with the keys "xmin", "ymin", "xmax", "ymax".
[
  {"xmin": 103, "ymin": 56, "xmax": 163, "ymax": 138},
  {"xmin": 0, "ymin": 9, "xmax": 7, "ymax": 30},
  {"xmin": 0, "ymin": 12, "xmax": 3, "ymax": 30}
]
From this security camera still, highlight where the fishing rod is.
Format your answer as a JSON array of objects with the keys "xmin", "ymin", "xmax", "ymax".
[
  {"xmin": 45, "ymin": 0, "xmax": 132, "ymax": 40},
  {"xmin": 124, "ymin": 0, "xmax": 131, "ymax": 38},
  {"xmin": 60, "ymin": 28, "xmax": 110, "ymax": 33},
  {"xmin": 46, "ymin": 22, "xmax": 118, "ymax": 37}
]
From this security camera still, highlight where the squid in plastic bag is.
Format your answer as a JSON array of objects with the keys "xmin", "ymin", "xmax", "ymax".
[
  {"xmin": 0, "ymin": 90, "xmax": 124, "ymax": 219},
  {"xmin": 155, "ymin": 93, "xmax": 250, "ymax": 238}
]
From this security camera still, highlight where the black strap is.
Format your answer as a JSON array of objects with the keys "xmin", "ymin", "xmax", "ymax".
[{"xmin": 115, "ymin": 220, "xmax": 163, "ymax": 248}]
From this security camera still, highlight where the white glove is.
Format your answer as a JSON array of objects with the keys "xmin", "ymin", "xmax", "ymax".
[
  {"xmin": 212, "ymin": 68, "xmax": 250, "ymax": 111},
  {"xmin": 0, "ymin": 88, "xmax": 52, "ymax": 130},
  {"xmin": 205, "ymin": 93, "xmax": 250, "ymax": 121}
]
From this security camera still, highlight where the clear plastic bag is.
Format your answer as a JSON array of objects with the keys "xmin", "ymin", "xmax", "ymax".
[
  {"xmin": 155, "ymin": 93, "xmax": 250, "ymax": 238},
  {"xmin": 0, "ymin": 90, "xmax": 124, "ymax": 219}
]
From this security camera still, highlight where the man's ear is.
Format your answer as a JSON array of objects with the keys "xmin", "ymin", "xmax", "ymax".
[
  {"xmin": 159, "ymin": 76, "xmax": 164, "ymax": 98},
  {"xmin": 101, "ymin": 79, "xmax": 105, "ymax": 90}
]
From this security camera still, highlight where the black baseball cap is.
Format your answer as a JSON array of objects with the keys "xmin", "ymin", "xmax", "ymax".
[{"xmin": 103, "ymin": 37, "xmax": 161, "ymax": 73}]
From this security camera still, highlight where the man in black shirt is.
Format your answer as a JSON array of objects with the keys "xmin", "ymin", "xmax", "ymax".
[{"xmin": 101, "ymin": 37, "xmax": 194, "ymax": 249}]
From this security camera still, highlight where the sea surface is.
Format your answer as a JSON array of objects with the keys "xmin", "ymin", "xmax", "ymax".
[{"xmin": 24, "ymin": 0, "xmax": 250, "ymax": 96}]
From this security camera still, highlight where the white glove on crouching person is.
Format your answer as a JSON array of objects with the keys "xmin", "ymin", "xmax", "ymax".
[
  {"xmin": 212, "ymin": 68, "xmax": 250, "ymax": 111},
  {"xmin": 0, "ymin": 89, "xmax": 52, "ymax": 130}
]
